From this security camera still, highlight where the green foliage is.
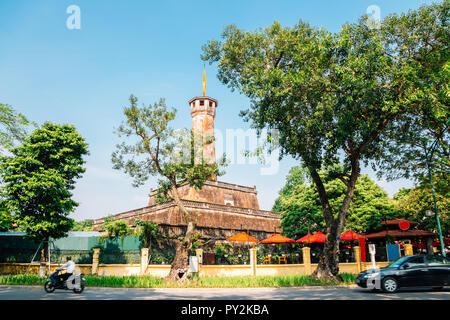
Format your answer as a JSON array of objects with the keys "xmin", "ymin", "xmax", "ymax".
[
  {"xmin": 190, "ymin": 232, "xmax": 203, "ymax": 252},
  {"xmin": 150, "ymin": 252, "xmax": 175, "ymax": 264},
  {"xmin": 394, "ymin": 176, "xmax": 450, "ymax": 235},
  {"xmin": 277, "ymin": 165, "xmax": 396, "ymax": 239},
  {"xmin": 0, "ymin": 104, "xmax": 34, "ymax": 231},
  {"xmin": 202, "ymin": 1, "xmax": 449, "ymax": 274},
  {"xmin": 346, "ymin": 175, "xmax": 397, "ymax": 232},
  {"xmin": 71, "ymin": 219, "xmax": 94, "ymax": 231},
  {"xmin": 0, "ymin": 122, "xmax": 89, "ymax": 243},
  {"xmin": 104, "ymin": 220, "xmax": 133, "ymax": 239},
  {"xmin": 111, "ymin": 95, "xmax": 227, "ymax": 279},
  {"xmin": 0, "ymin": 103, "xmax": 33, "ymax": 153},
  {"xmin": 0, "ymin": 203, "xmax": 14, "ymax": 232},
  {"xmin": 134, "ymin": 218, "xmax": 159, "ymax": 248},
  {"xmin": 213, "ymin": 244, "xmax": 252, "ymax": 265},
  {"xmin": 111, "ymin": 95, "xmax": 225, "ymax": 194}
]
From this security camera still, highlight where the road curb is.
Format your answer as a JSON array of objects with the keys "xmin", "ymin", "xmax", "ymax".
[{"xmin": 0, "ymin": 284, "xmax": 358, "ymax": 290}]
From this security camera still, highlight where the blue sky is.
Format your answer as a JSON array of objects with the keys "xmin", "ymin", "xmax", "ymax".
[{"xmin": 0, "ymin": 0, "xmax": 434, "ymax": 220}]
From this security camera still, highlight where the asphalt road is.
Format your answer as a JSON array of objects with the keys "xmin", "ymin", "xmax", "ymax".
[{"xmin": 1, "ymin": 285, "xmax": 449, "ymax": 300}]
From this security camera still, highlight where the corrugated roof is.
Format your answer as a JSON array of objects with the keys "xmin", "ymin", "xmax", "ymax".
[
  {"xmin": 366, "ymin": 229, "xmax": 435, "ymax": 239},
  {"xmin": 381, "ymin": 219, "xmax": 418, "ymax": 226}
]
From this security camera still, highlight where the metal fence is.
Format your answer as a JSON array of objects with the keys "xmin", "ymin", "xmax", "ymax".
[{"xmin": 0, "ymin": 233, "xmax": 143, "ymax": 265}]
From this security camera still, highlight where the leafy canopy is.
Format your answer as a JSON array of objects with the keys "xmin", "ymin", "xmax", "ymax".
[
  {"xmin": 276, "ymin": 165, "xmax": 396, "ymax": 240},
  {"xmin": 112, "ymin": 95, "xmax": 225, "ymax": 202},
  {"xmin": 201, "ymin": 0, "xmax": 449, "ymax": 277},
  {"xmin": 394, "ymin": 176, "xmax": 450, "ymax": 235},
  {"xmin": 0, "ymin": 103, "xmax": 33, "ymax": 153},
  {"xmin": 202, "ymin": 2, "xmax": 448, "ymax": 172},
  {"xmin": 135, "ymin": 218, "xmax": 159, "ymax": 248}
]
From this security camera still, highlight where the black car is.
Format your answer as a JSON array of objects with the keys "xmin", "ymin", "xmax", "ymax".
[{"xmin": 356, "ymin": 254, "xmax": 450, "ymax": 293}]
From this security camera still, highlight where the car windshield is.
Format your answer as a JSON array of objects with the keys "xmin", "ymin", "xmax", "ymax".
[{"xmin": 385, "ymin": 256, "xmax": 411, "ymax": 268}]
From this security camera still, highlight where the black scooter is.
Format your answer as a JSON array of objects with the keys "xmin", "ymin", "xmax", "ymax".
[{"xmin": 44, "ymin": 270, "xmax": 86, "ymax": 294}]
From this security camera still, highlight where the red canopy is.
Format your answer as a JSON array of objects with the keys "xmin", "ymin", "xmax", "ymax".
[
  {"xmin": 340, "ymin": 230, "xmax": 367, "ymax": 241},
  {"xmin": 226, "ymin": 232, "xmax": 260, "ymax": 243},
  {"xmin": 339, "ymin": 230, "xmax": 367, "ymax": 263},
  {"xmin": 260, "ymin": 234, "xmax": 295, "ymax": 244},
  {"xmin": 296, "ymin": 234, "xmax": 313, "ymax": 243},
  {"xmin": 308, "ymin": 231, "xmax": 326, "ymax": 243}
]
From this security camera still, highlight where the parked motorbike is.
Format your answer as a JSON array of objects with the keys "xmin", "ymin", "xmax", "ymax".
[{"xmin": 44, "ymin": 270, "xmax": 86, "ymax": 294}]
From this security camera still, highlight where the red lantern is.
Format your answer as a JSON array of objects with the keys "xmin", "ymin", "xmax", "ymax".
[{"xmin": 399, "ymin": 220, "xmax": 410, "ymax": 231}]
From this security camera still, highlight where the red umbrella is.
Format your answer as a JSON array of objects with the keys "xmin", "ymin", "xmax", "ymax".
[
  {"xmin": 296, "ymin": 233, "xmax": 313, "ymax": 243},
  {"xmin": 226, "ymin": 231, "xmax": 260, "ymax": 249},
  {"xmin": 309, "ymin": 231, "xmax": 326, "ymax": 243},
  {"xmin": 260, "ymin": 234, "xmax": 295, "ymax": 244},
  {"xmin": 226, "ymin": 232, "xmax": 260, "ymax": 243},
  {"xmin": 339, "ymin": 230, "xmax": 367, "ymax": 263},
  {"xmin": 340, "ymin": 230, "xmax": 367, "ymax": 241}
]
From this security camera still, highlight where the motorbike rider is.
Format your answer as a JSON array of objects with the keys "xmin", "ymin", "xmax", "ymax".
[{"xmin": 57, "ymin": 256, "xmax": 75, "ymax": 283}]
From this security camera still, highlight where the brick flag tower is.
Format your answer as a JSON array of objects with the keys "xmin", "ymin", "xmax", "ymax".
[{"xmin": 93, "ymin": 67, "xmax": 281, "ymax": 240}]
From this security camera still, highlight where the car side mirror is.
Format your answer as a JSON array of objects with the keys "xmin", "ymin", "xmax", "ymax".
[{"xmin": 401, "ymin": 263, "xmax": 410, "ymax": 270}]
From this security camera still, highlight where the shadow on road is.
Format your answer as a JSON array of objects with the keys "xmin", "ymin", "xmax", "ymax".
[{"xmin": 1, "ymin": 285, "xmax": 449, "ymax": 300}]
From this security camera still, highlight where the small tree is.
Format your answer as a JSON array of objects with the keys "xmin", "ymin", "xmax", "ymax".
[
  {"xmin": 135, "ymin": 219, "xmax": 159, "ymax": 250},
  {"xmin": 104, "ymin": 220, "xmax": 133, "ymax": 238},
  {"xmin": 71, "ymin": 219, "xmax": 94, "ymax": 231},
  {"xmin": 0, "ymin": 122, "xmax": 89, "ymax": 272},
  {"xmin": 112, "ymin": 95, "xmax": 225, "ymax": 281}
]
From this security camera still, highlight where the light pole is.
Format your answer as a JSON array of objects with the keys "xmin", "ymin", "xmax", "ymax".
[{"xmin": 423, "ymin": 119, "xmax": 449, "ymax": 257}]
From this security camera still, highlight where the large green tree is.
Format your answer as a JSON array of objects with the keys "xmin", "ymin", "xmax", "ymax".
[
  {"xmin": 0, "ymin": 103, "xmax": 34, "ymax": 231},
  {"xmin": 276, "ymin": 166, "xmax": 396, "ymax": 240},
  {"xmin": 112, "ymin": 95, "xmax": 225, "ymax": 281},
  {"xmin": 202, "ymin": 2, "xmax": 448, "ymax": 278},
  {"xmin": 0, "ymin": 122, "xmax": 89, "ymax": 249}
]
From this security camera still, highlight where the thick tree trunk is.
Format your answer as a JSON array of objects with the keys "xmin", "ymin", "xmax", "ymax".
[
  {"xmin": 39, "ymin": 239, "xmax": 49, "ymax": 278},
  {"xmin": 166, "ymin": 221, "xmax": 196, "ymax": 282},
  {"xmin": 311, "ymin": 225, "xmax": 341, "ymax": 280},
  {"xmin": 309, "ymin": 154, "xmax": 360, "ymax": 280},
  {"xmin": 166, "ymin": 184, "xmax": 196, "ymax": 282}
]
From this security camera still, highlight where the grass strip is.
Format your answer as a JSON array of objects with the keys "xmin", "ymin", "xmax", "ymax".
[{"xmin": 0, "ymin": 273, "xmax": 356, "ymax": 288}]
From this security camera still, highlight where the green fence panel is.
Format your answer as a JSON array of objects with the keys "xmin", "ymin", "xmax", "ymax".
[
  {"xmin": 0, "ymin": 235, "xmax": 41, "ymax": 263},
  {"xmin": 99, "ymin": 250, "xmax": 141, "ymax": 264},
  {"xmin": 51, "ymin": 237, "xmax": 96, "ymax": 251},
  {"xmin": 98, "ymin": 236, "xmax": 142, "ymax": 251},
  {"xmin": 0, "ymin": 234, "xmax": 143, "ymax": 264}
]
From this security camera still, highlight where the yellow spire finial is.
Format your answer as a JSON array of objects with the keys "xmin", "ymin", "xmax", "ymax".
[{"xmin": 203, "ymin": 65, "xmax": 206, "ymax": 96}]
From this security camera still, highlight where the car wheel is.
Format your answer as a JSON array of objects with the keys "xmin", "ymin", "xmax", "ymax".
[
  {"xmin": 381, "ymin": 277, "xmax": 399, "ymax": 293},
  {"xmin": 44, "ymin": 281, "xmax": 55, "ymax": 293}
]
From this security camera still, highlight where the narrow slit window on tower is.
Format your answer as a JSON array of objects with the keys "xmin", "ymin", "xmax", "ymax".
[
  {"xmin": 200, "ymin": 100, "xmax": 204, "ymax": 106},
  {"xmin": 209, "ymin": 101, "xmax": 213, "ymax": 107}
]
